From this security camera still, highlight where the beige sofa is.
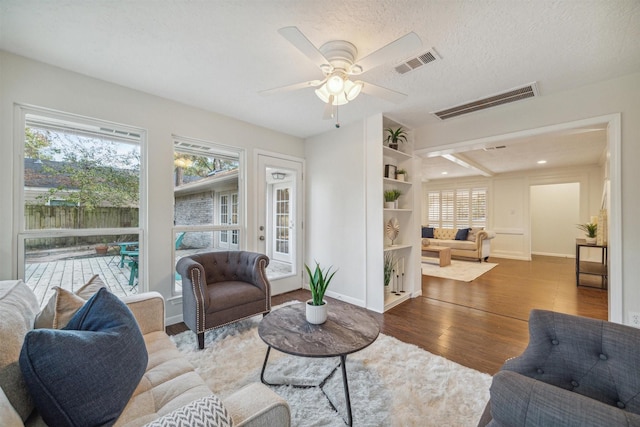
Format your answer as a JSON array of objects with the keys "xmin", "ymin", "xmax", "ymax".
[
  {"xmin": 0, "ymin": 280, "xmax": 290, "ymax": 427},
  {"xmin": 421, "ymin": 227, "xmax": 496, "ymax": 262}
]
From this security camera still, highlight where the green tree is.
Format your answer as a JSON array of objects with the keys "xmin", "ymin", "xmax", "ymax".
[
  {"xmin": 25, "ymin": 128, "xmax": 52, "ymax": 160},
  {"xmin": 30, "ymin": 129, "xmax": 140, "ymax": 210},
  {"xmin": 174, "ymin": 153, "xmax": 237, "ymax": 186}
]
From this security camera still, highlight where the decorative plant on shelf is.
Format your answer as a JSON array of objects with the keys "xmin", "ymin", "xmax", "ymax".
[
  {"xmin": 577, "ymin": 223, "xmax": 597, "ymax": 243},
  {"xmin": 304, "ymin": 262, "xmax": 337, "ymax": 324},
  {"xmin": 384, "ymin": 189, "xmax": 402, "ymax": 208},
  {"xmin": 396, "ymin": 168, "xmax": 407, "ymax": 181},
  {"xmin": 384, "ymin": 127, "xmax": 408, "ymax": 150},
  {"xmin": 384, "ymin": 253, "xmax": 396, "ymax": 287}
]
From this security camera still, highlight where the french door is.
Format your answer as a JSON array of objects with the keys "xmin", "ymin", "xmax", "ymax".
[{"xmin": 257, "ymin": 153, "xmax": 303, "ymax": 295}]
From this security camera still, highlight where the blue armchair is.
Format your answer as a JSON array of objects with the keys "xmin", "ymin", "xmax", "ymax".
[{"xmin": 479, "ymin": 310, "xmax": 640, "ymax": 426}]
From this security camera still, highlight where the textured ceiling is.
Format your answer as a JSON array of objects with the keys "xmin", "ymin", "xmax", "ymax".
[{"xmin": 1, "ymin": 0, "xmax": 639, "ymax": 177}]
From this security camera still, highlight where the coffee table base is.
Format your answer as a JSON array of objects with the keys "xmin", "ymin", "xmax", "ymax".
[{"xmin": 260, "ymin": 346, "xmax": 353, "ymax": 426}]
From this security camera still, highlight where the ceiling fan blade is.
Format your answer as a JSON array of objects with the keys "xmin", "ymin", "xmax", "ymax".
[
  {"xmin": 360, "ymin": 82, "xmax": 407, "ymax": 104},
  {"xmin": 322, "ymin": 96, "xmax": 335, "ymax": 120},
  {"xmin": 354, "ymin": 32, "xmax": 422, "ymax": 74},
  {"xmin": 258, "ymin": 79, "xmax": 325, "ymax": 96},
  {"xmin": 278, "ymin": 26, "xmax": 330, "ymax": 69}
]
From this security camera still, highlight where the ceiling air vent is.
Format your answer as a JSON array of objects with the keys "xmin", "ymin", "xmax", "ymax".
[
  {"xmin": 395, "ymin": 48, "xmax": 440, "ymax": 75},
  {"xmin": 432, "ymin": 82, "xmax": 539, "ymax": 120}
]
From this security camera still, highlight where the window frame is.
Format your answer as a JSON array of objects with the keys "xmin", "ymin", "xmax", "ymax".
[{"xmin": 14, "ymin": 104, "xmax": 147, "ymax": 285}]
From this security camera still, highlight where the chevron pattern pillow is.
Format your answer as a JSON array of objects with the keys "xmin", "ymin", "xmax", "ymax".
[{"xmin": 145, "ymin": 395, "xmax": 233, "ymax": 427}]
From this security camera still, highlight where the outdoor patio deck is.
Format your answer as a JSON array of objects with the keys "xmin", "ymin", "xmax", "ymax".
[
  {"xmin": 25, "ymin": 250, "xmax": 293, "ymax": 308},
  {"xmin": 25, "ymin": 256, "xmax": 137, "ymax": 307}
]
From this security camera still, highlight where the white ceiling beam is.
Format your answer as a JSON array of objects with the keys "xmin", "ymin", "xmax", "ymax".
[{"xmin": 441, "ymin": 153, "xmax": 495, "ymax": 177}]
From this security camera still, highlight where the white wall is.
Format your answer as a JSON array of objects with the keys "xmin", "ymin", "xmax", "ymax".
[
  {"xmin": 415, "ymin": 72, "xmax": 640, "ymax": 324},
  {"xmin": 0, "ymin": 51, "xmax": 304, "ymax": 322},
  {"xmin": 530, "ymin": 183, "xmax": 580, "ymax": 257},
  {"xmin": 304, "ymin": 120, "xmax": 367, "ymax": 306}
]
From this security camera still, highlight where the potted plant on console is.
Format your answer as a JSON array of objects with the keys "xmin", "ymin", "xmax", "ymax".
[
  {"xmin": 304, "ymin": 261, "xmax": 337, "ymax": 324},
  {"xmin": 577, "ymin": 222, "xmax": 598, "ymax": 245}
]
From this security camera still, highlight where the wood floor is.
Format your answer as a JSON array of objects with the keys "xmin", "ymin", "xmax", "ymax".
[{"xmin": 169, "ymin": 255, "xmax": 608, "ymax": 376}]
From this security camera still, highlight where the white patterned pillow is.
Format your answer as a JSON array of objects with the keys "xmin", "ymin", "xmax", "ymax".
[{"xmin": 145, "ymin": 395, "xmax": 233, "ymax": 427}]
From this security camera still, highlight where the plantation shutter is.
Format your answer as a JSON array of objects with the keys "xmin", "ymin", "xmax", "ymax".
[
  {"xmin": 471, "ymin": 189, "xmax": 487, "ymax": 227},
  {"xmin": 456, "ymin": 189, "xmax": 470, "ymax": 225},
  {"xmin": 441, "ymin": 190, "xmax": 454, "ymax": 229}
]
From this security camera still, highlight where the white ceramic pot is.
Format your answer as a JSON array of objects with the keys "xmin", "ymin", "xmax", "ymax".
[
  {"xmin": 396, "ymin": 173, "xmax": 405, "ymax": 182},
  {"xmin": 306, "ymin": 300, "xmax": 328, "ymax": 324},
  {"xmin": 586, "ymin": 237, "xmax": 597, "ymax": 244},
  {"xmin": 384, "ymin": 201, "xmax": 395, "ymax": 209}
]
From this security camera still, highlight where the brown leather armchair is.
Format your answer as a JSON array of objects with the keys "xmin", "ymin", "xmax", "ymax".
[{"xmin": 176, "ymin": 251, "xmax": 271, "ymax": 349}]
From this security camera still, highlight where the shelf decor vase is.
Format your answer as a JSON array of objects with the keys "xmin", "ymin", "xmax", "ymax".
[
  {"xmin": 586, "ymin": 237, "xmax": 597, "ymax": 244},
  {"xmin": 306, "ymin": 300, "xmax": 327, "ymax": 324},
  {"xmin": 385, "ymin": 201, "xmax": 395, "ymax": 209}
]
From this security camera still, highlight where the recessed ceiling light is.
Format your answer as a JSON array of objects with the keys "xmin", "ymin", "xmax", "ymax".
[
  {"xmin": 537, "ymin": 160, "xmax": 547, "ymax": 164},
  {"xmin": 441, "ymin": 171, "xmax": 448, "ymax": 175}
]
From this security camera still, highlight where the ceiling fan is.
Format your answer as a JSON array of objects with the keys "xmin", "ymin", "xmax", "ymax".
[{"xmin": 260, "ymin": 26, "xmax": 422, "ymax": 120}]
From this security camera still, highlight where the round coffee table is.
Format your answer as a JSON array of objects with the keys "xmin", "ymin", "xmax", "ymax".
[{"xmin": 258, "ymin": 302, "xmax": 380, "ymax": 426}]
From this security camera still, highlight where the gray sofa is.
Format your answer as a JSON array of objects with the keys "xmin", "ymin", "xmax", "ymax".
[
  {"xmin": 0, "ymin": 279, "xmax": 291, "ymax": 427},
  {"xmin": 478, "ymin": 309, "xmax": 640, "ymax": 426}
]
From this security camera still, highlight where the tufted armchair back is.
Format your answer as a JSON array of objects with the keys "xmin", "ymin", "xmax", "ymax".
[
  {"xmin": 176, "ymin": 251, "xmax": 271, "ymax": 349},
  {"xmin": 479, "ymin": 309, "xmax": 640, "ymax": 426},
  {"xmin": 188, "ymin": 251, "xmax": 268, "ymax": 288},
  {"xmin": 504, "ymin": 310, "xmax": 640, "ymax": 412}
]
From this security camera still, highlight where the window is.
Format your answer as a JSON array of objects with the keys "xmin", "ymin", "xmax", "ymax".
[
  {"xmin": 173, "ymin": 136, "xmax": 243, "ymax": 294},
  {"xmin": 426, "ymin": 188, "xmax": 487, "ymax": 229},
  {"xmin": 17, "ymin": 107, "xmax": 144, "ymax": 302}
]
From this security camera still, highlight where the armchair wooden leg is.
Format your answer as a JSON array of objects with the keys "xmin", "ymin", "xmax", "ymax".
[{"xmin": 197, "ymin": 332, "xmax": 205, "ymax": 350}]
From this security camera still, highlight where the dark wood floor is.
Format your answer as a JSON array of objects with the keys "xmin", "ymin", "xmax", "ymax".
[{"xmin": 169, "ymin": 255, "xmax": 608, "ymax": 375}]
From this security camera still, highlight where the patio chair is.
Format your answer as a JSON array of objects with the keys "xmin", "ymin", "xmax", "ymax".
[{"xmin": 176, "ymin": 251, "xmax": 271, "ymax": 349}]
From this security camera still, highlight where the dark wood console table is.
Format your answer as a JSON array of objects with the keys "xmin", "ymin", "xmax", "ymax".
[{"xmin": 575, "ymin": 238, "xmax": 607, "ymax": 289}]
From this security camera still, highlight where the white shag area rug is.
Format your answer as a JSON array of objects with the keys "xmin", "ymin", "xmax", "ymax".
[
  {"xmin": 421, "ymin": 258, "xmax": 498, "ymax": 282},
  {"xmin": 171, "ymin": 304, "xmax": 492, "ymax": 427}
]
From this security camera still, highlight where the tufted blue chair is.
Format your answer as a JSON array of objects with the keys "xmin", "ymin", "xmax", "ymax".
[
  {"xmin": 479, "ymin": 309, "xmax": 640, "ymax": 426},
  {"xmin": 176, "ymin": 251, "xmax": 271, "ymax": 349}
]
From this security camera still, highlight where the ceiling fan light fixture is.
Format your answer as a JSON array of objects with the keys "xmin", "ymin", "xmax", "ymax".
[
  {"xmin": 315, "ymin": 83, "xmax": 348, "ymax": 105},
  {"xmin": 345, "ymin": 80, "xmax": 363, "ymax": 101},
  {"xmin": 326, "ymin": 74, "xmax": 345, "ymax": 95}
]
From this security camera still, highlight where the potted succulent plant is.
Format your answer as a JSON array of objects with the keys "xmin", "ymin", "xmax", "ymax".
[
  {"xmin": 384, "ymin": 127, "xmax": 408, "ymax": 150},
  {"xmin": 577, "ymin": 223, "xmax": 597, "ymax": 244},
  {"xmin": 396, "ymin": 168, "xmax": 407, "ymax": 182},
  {"xmin": 304, "ymin": 261, "xmax": 337, "ymax": 324}
]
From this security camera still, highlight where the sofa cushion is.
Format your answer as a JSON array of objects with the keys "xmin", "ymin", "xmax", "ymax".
[
  {"xmin": 19, "ymin": 288, "xmax": 148, "ymax": 427},
  {"xmin": 0, "ymin": 385, "xmax": 23, "ymax": 427},
  {"xmin": 0, "ymin": 280, "xmax": 40, "ymax": 422},
  {"xmin": 421, "ymin": 227, "xmax": 434, "ymax": 238},
  {"xmin": 34, "ymin": 275, "xmax": 106, "ymax": 329},
  {"xmin": 455, "ymin": 228, "xmax": 470, "ymax": 240},
  {"xmin": 144, "ymin": 395, "xmax": 232, "ymax": 427}
]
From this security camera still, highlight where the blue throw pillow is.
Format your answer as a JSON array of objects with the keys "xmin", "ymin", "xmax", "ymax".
[
  {"xmin": 455, "ymin": 228, "xmax": 470, "ymax": 240},
  {"xmin": 19, "ymin": 288, "xmax": 148, "ymax": 427},
  {"xmin": 422, "ymin": 227, "xmax": 434, "ymax": 238}
]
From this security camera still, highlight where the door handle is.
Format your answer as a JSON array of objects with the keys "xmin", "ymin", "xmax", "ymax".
[{"xmin": 259, "ymin": 236, "xmax": 265, "ymax": 241}]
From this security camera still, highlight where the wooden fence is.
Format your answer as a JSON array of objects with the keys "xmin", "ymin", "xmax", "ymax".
[{"xmin": 24, "ymin": 205, "xmax": 139, "ymax": 249}]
